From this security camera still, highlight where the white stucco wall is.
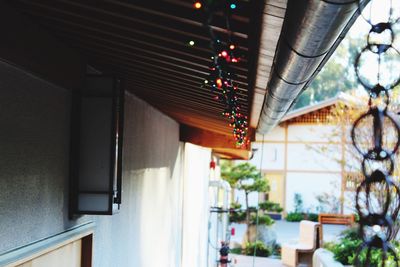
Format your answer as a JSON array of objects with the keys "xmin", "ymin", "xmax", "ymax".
[
  {"xmin": 181, "ymin": 143, "xmax": 211, "ymax": 267},
  {"xmin": 287, "ymin": 143, "xmax": 342, "ymax": 172},
  {"xmin": 248, "ymin": 142, "xmax": 285, "ymax": 171},
  {"xmin": 285, "ymin": 172, "xmax": 342, "ymax": 213},
  {"xmin": 287, "ymin": 125, "xmax": 341, "ymax": 143},
  {"xmin": 0, "ymin": 62, "xmax": 213, "ymax": 267}
]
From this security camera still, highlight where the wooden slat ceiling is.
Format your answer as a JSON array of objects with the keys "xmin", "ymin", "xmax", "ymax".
[{"xmin": 8, "ymin": 0, "xmax": 268, "ymax": 138}]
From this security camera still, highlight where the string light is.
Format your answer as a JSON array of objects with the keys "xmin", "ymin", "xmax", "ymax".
[
  {"xmin": 189, "ymin": 40, "xmax": 195, "ymax": 46},
  {"xmin": 194, "ymin": 0, "xmax": 248, "ymax": 147},
  {"xmin": 194, "ymin": 2, "xmax": 202, "ymax": 9}
]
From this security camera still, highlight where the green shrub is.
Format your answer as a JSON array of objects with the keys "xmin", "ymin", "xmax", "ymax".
[
  {"xmin": 230, "ymin": 247, "xmax": 242, "ymax": 254},
  {"xmin": 259, "ymin": 201, "xmax": 283, "ymax": 213},
  {"xmin": 330, "ymin": 236, "xmax": 362, "ymax": 265},
  {"xmin": 270, "ymin": 242, "xmax": 281, "ymax": 256},
  {"xmin": 325, "ymin": 226, "xmax": 400, "ymax": 266},
  {"xmin": 250, "ymin": 214, "xmax": 274, "ymax": 226},
  {"xmin": 306, "ymin": 213, "xmax": 319, "ymax": 222},
  {"xmin": 230, "ymin": 202, "xmax": 242, "ymax": 210},
  {"xmin": 286, "ymin": 212, "xmax": 304, "ymax": 222},
  {"xmin": 244, "ymin": 241, "xmax": 272, "ymax": 257},
  {"xmin": 229, "ymin": 210, "xmax": 246, "ymax": 223},
  {"xmin": 293, "ymin": 193, "xmax": 304, "ymax": 213},
  {"xmin": 248, "ymin": 206, "xmax": 257, "ymax": 213}
]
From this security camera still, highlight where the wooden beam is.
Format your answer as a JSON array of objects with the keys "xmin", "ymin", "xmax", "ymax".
[
  {"xmin": 180, "ymin": 124, "xmax": 249, "ymax": 150},
  {"xmin": 213, "ymin": 148, "xmax": 251, "ymax": 160}
]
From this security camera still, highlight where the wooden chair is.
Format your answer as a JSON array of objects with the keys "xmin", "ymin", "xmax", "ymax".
[{"xmin": 281, "ymin": 220, "xmax": 323, "ymax": 267}]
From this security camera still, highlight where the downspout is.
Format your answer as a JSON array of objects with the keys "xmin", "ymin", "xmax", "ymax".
[{"xmin": 257, "ymin": 0, "xmax": 367, "ymax": 134}]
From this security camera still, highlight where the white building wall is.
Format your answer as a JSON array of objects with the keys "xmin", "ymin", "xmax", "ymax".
[
  {"xmin": 181, "ymin": 143, "xmax": 211, "ymax": 267},
  {"xmin": 287, "ymin": 143, "xmax": 342, "ymax": 172},
  {"xmin": 248, "ymin": 142, "xmax": 285, "ymax": 171},
  {"xmin": 0, "ymin": 64, "xmax": 213, "ymax": 267},
  {"xmin": 285, "ymin": 172, "xmax": 342, "ymax": 213},
  {"xmin": 257, "ymin": 125, "xmax": 286, "ymax": 142},
  {"xmin": 287, "ymin": 124, "xmax": 341, "ymax": 143}
]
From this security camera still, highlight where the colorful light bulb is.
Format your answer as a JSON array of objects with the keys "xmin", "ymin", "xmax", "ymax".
[
  {"xmin": 216, "ymin": 78, "xmax": 223, "ymax": 88},
  {"xmin": 194, "ymin": 2, "xmax": 202, "ymax": 9}
]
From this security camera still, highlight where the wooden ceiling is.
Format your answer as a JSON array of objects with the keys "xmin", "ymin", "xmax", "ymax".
[{"xmin": 9, "ymin": 0, "xmax": 266, "ymax": 139}]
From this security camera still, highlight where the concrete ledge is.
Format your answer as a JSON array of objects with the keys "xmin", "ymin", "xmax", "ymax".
[
  {"xmin": 0, "ymin": 222, "xmax": 94, "ymax": 267},
  {"xmin": 313, "ymin": 248, "xmax": 344, "ymax": 267}
]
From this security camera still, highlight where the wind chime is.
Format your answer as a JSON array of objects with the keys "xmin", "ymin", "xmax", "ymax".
[
  {"xmin": 352, "ymin": 1, "xmax": 400, "ymax": 266},
  {"xmin": 193, "ymin": 1, "xmax": 249, "ymax": 148}
]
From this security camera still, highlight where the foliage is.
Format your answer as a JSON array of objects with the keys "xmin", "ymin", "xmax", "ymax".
[
  {"xmin": 325, "ymin": 226, "xmax": 400, "ymax": 266},
  {"xmin": 221, "ymin": 162, "xmax": 267, "ymax": 191},
  {"xmin": 259, "ymin": 201, "xmax": 283, "ymax": 213},
  {"xmin": 250, "ymin": 214, "xmax": 274, "ymax": 226},
  {"xmin": 330, "ymin": 235, "xmax": 362, "ymax": 265},
  {"xmin": 326, "ymin": 226, "xmax": 360, "ymax": 265},
  {"xmin": 306, "ymin": 213, "xmax": 319, "ymax": 222},
  {"xmin": 293, "ymin": 193, "xmax": 304, "ymax": 213},
  {"xmin": 315, "ymin": 189, "xmax": 340, "ymax": 214},
  {"xmin": 229, "ymin": 210, "xmax": 246, "ymax": 223},
  {"xmin": 230, "ymin": 202, "xmax": 242, "ymax": 210},
  {"xmin": 221, "ymin": 161, "xmax": 270, "ymax": 241},
  {"xmin": 293, "ymin": 35, "xmax": 363, "ymax": 109},
  {"xmin": 270, "ymin": 242, "xmax": 281, "ymax": 256},
  {"xmin": 286, "ymin": 212, "xmax": 304, "ymax": 222},
  {"xmin": 229, "ymin": 202, "xmax": 245, "ymax": 223},
  {"xmin": 230, "ymin": 247, "xmax": 242, "ymax": 254},
  {"xmin": 244, "ymin": 241, "xmax": 272, "ymax": 257}
]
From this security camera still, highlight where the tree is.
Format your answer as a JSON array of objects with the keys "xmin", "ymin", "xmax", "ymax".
[
  {"xmin": 221, "ymin": 162, "xmax": 270, "ymax": 242},
  {"xmin": 293, "ymin": 35, "xmax": 363, "ymax": 109},
  {"xmin": 306, "ymin": 90, "xmax": 400, "ymax": 237}
]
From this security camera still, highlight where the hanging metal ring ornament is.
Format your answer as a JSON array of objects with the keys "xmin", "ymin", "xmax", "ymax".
[
  {"xmin": 351, "ymin": 108, "xmax": 400, "ymax": 160},
  {"xmin": 353, "ymin": 0, "xmax": 400, "ymax": 265}
]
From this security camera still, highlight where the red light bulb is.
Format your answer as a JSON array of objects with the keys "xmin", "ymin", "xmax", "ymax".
[{"xmin": 221, "ymin": 51, "xmax": 228, "ymax": 57}]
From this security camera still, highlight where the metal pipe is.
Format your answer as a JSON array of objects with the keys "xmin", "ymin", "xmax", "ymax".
[{"xmin": 257, "ymin": 0, "xmax": 363, "ymax": 133}]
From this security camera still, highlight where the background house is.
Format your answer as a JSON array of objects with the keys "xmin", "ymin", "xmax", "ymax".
[{"xmin": 237, "ymin": 93, "xmax": 358, "ymax": 215}]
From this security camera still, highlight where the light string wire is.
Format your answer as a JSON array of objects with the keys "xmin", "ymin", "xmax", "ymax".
[
  {"xmin": 196, "ymin": 1, "xmax": 249, "ymax": 148},
  {"xmin": 252, "ymin": 134, "xmax": 265, "ymax": 267},
  {"xmin": 352, "ymin": 1, "xmax": 400, "ymax": 266}
]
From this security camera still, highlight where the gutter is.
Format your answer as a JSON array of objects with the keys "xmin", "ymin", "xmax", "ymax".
[{"xmin": 257, "ymin": 0, "xmax": 367, "ymax": 134}]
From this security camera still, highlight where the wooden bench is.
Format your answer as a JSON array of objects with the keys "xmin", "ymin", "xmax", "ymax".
[{"xmin": 318, "ymin": 214, "xmax": 355, "ymax": 225}]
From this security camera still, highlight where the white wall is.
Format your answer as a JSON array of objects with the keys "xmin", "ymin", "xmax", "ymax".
[
  {"xmin": 0, "ymin": 64, "xmax": 213, "ymax": 267},
  {"xmin": 285, "ymin": 172, "xmax": 342, "ymax": 213},
  {"xmin": 181, "ymin": 143, "xmax": 211, "ymax": 267},
  {"xmin": 248, "ymin": 142, "xmax": 285, "ymax": 171},
  {"xmin": 287, "ymin": 143, "xmax": 342, "ymax": 172},
  {"xmin": 287, "ymin": 125, "xmax": 341, "ymax": 143}
]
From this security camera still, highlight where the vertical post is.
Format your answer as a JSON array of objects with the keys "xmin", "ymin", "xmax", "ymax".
[
  {"xmin": 340, "ymin": 111, "xmax": 346, "ymax": 215},
  {"xmin": 283, "ymin": 122, "xmax": 288, "ymax": 216}
]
